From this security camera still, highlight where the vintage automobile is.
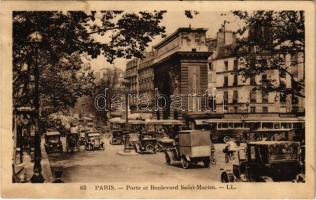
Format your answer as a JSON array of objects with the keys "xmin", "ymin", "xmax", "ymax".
[
  {"xmin": 220, "ymin": 141, "xmax": 303, "ymax": 182},
  {"xmin": 109, "ymin": 130, "xmax": 124, "ymax": 145},
  {"xmin": 66, "ymin": 132, "xmax": 80, "ymax": 153},
  {"xmin": 164, "ymin": 130, "xmax": 214, "ymax": 169},
  {"xmin": 135, "ymin": 131, "xmax": 158, "ymax": 154},
  {"xmin": 84, "ymin": 132, "xmax": 104, "ymax": 150},
  {"xmin": 210, "ymin": 129, "xmax": 249, "ymax": 143},
  {"xmin": 156, "ymin": 136, "xmax": 176, "ymax": 152},
  {"xmin": 78, "ymin": 128, "xmax": 90, "ymax": 145},
  {"xmin": 44, "ymin": 131, "xmax": 63, "ymax": 153}
]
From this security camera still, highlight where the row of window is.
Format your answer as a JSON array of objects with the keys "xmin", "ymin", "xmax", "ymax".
[{"xmin": 139, "ymin": 78, "xmax": 154, "ymax": 91}]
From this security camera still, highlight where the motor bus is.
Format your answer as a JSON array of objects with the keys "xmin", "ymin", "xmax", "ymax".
[{"xmin": 202, "ymin": 118, "xmax": 305, "ymax": 143}]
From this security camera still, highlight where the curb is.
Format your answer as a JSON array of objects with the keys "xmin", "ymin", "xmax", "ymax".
[{"xmin": 40, "ymin": 137, "xmax": 54, "ymax": 183}]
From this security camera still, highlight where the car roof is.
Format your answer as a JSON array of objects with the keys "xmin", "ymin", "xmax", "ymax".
[
  {"xmin": 179, "ymin": 130, "xmax": 209, "ymax": 133},
  {"xmin": 45, "ymin": 131, "xmax": 60, "ymax": 136},
  {"xmin": 246, "ymin": 129, "xmax": 294, "ymax": 132},
  {"xmin": 87, "ymin": 132, "xmax": 101, "ymax": 136},
  {"xmin": 145, "ymin": 119, "xmax": 184, "ymax": 125}
]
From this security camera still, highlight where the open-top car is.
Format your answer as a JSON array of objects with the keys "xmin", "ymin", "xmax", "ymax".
[
  {"xmin": 44, "ymin": 131, "xmax": 63, "ymax": 153},
  {"xmin": 220, "ymin": 141, "xmax": 304, "ymax": 182},
  {"xmin": 109, "ymin": 130, "xmax": 124, "ymax": 145},
  {"xmin": 164, "ymin": 130, "xmax": 214, "ymax": 169},
  {"xmin": 85, "ymin": 132, "xmax": 104, "ymax": 150}
]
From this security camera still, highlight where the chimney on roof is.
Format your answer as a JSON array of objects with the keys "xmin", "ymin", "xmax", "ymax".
[{"xmin": 216, "ymin": 28, "xmax": 236, "ymax": 48}]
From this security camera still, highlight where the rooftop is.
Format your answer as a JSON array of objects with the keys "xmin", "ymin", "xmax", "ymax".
[{"xmin": 153, "ymin": 27, "xmax": 208, "ymax": 50}]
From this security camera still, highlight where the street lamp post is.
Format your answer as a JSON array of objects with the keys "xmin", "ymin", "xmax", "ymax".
[
  {"xmin": 123, "ymin": 79, "xmax": 132, "ymax": 153},
  {"xmin": 82, "ymin": 103, "xmax": 86, "ymax": 130},
  {"xmin": 123, "ymin": 80, "xmax": 130, "ymax": 127},
  {"xmin": 29, "ymin": 31, "xmax": 45, "ymax": 183}
]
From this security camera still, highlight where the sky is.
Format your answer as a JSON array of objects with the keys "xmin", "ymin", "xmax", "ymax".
[{"xmin": 89, "ymin": 11, "xmax": 243, "ymax": 72}]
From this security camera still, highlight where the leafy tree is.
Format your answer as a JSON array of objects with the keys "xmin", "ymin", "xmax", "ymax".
[
  {"xmin": 13, "ymin": 11, "xmax": 167, "ymax": 118},
  {"xmin": 92, "ymin": 67, "xmax": 123, "ymax": 123},
  {"xmin": 232, "ymin": 11, "xmax": 305, "ymax": 99}
]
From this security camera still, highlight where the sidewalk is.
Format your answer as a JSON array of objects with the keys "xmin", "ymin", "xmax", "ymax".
[{"xmin": 14, "ymin": 137, "xmax": 53, "ymax": 183}]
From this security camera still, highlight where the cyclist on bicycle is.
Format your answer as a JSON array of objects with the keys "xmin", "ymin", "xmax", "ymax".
[{"xmin": 223, "ymin": 139, "xmax": 238, "ymax": 163}]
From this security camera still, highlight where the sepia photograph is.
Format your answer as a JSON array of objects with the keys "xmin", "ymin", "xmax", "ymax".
[{"xmin": 1, "ymin": 1, "xmax": 315, "ymax": 199}]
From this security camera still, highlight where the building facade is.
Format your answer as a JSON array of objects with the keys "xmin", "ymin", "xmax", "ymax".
[
  {"xmin": 125, "ymin": 58, "xmax": 139, "ymax": 110},
  {"xmin": 137, "ymin": 51, "xmax": 156, "ymax": 111},
  {"xmin": 153, "ymin": 27, "xmax": 211, "ymax": 119},
  {"xmin": 209, "ymin": 28, "xmax": 305, "ymax": 115}
]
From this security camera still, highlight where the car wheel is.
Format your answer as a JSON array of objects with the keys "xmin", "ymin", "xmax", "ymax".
[
  {"xmin": 165, "ymin": 153, "xmax": 171, "ymax": 165},
  {"xmin": 203, "ymin": 158, "xmax": 210, "ymax": 168},
  {"xmin": 225, "ymin": 154, "xmax": 230, "ymax": 163},
  {"xmin": 181, "ymin": 156, "xmax": 190, "ymax": 169},
  {"xmin": 221, "ymin": 172, "xmax": 234, "ymax": 182},
  {"xmin": 221, "ymin": 172, "xmax": 229, "ymax": 183},
  {"xmin": 145, "ymin": 144, "xmax": 155, "ymax": 153},
  {"xmin": 211, "ymin": 158, "xmax": 216, "ymax": 165},
  {"xmin": 223, "ymin": 136, "xmax": 231, "ymax": 143}
]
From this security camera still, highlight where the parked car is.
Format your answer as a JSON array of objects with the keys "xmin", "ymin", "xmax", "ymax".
[
  {"xmin": 220, "ymin": 141, "xmax": 303, "ymax": 182},
  {"xmin": 135, "ymin": 131, "xmax": 157, "ymax": 154},
  {"xmin": 44, "ymin": 131, "xmax": 63, "ymax": 153},
  {"xmin": 109, "ymin": 130, "xmax": 124, "ymax": 145},
  {"xmin": 66, "ymin": 132, "xmax": 80, "ymax": 153},
  {"xmin": 84, "ymin": 132, "xmax": 104, "ymax": 150},
  {"xmin": 164, "ymin": 130, "xmax": 214, "ymax": 169},
  {"xmin": 79, "ymin": 128, "xmax": 89, "ymax": 145}
]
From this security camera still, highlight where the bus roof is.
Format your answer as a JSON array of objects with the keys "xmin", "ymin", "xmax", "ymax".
[
  {"xmin": 248, "ymin": 141, "xmax": 300, "ymax": 145},
  {"xmin": 202, "ymin": 118, "xmax": 305, "ymax": 124}
]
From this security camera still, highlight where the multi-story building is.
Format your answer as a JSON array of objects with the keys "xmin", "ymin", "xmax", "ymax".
[
  {"xmin": 153, "ymin": 27, "xmax": 211, "ymax": 119},
  {"xmin": 209, "ymin": 27, "xmax": 305, "ymax": 115},
  {"xmin": 124, "ymin": 27, "xmax": 211, "ymax": 120},
  {"xmin": 125, "ymin": 58, "xmax": 139, "ymax": 110},
  {"xmin": 138, "ymin": 51, "xmax": 156, "ymax": 110}
]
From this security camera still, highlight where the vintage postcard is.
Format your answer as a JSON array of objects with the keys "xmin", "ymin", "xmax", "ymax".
[{"xmin": 0, "ymin": 1, "xmax": 315, "ymax": 199}]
